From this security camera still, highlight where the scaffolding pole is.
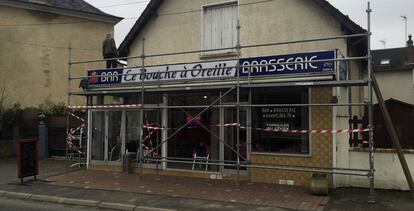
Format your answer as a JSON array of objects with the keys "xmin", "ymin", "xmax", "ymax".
[
  {"xmin": 150, "ymin": 156, "xmax": 371, "ymax": 172},
  {"xmin": 143, "ymin": 158, "xmax": 369, "ymax": 176},
  {"xmin": 69, "ymin": 33, "xmax": 367, "ymax": 65},
  {"xmin": 65, "ymin": 42, "xmax": 72, "ymax": 175},
  {"xmin": 366, "ymin": 2, "xmax": 375, "ymax": 203},
  {"xmin": 139, "ymin": 38, "xmax": 146, "ymax": 181},
  {"xmin": 236, "ymin": 20, "xmax": 241, "ymax": 185}
]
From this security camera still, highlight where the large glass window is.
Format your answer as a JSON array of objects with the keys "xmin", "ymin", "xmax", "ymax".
[
  {"xmin": 167, "ymin": 91, "xmax": 220, "ymax": 171},
  {"xmin": 251, "ymin": 88, "xmax": 309, "ymax": 154}
]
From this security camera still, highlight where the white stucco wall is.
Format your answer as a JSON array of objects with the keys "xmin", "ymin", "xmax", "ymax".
[
  {"xmin": 336, "ymin": 69, "xmax": 414, "ymax": 189},
  {"xmin": 371, "ymin": 69, "xmax": 414, "ymax": 104},
  {"xmin": 345, "ymin": 150, "xmax": 414, "ymax": 190},
  {"xmin": 338, "ymin": 69, "xmax": 414, "ymax": 190},
  {"xmin": 127, "ymin": 0, "xmax": 350, "ymax": 66}
]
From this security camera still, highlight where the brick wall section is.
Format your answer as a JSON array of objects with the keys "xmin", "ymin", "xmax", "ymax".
[{"xmin": 251, "ymin": 87, "xmax": 333, "ymax": 187}]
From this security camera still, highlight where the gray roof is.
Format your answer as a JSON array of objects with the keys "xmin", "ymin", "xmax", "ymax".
[
  {"xmin": 0, "ymin": 0, "xmax": 122, "ymax": 23},
  {"xmin": 372, "ymin": 47, "xmax": 414, "ymax": 72},
  {"xmin": 118, "ymin": 0, "xmax": 367, "ymax": 57}
]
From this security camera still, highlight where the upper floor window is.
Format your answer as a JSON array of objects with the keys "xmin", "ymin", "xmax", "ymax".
[
  {"xmin": 202, "ymin": 2, "xmax": 238, "ymax": 55},
  {"xmin": 380, "ymin": 59, "xmax": 390, "ymax": 65}
]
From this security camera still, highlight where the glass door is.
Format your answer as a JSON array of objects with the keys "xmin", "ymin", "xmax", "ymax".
[
  {"xmin": 91, "ymin": 111, "xmax": 105, "ymax": 161},
  {"xmin": 107, "ymin": 111, "xmax": 123, "ymax": 162},
  {"xmin": 125, "ymin": 111, "xmax": 140, "ymax": 160},
  {"xmin": 90, "ymin": 110, "xmax": 123, "ymax": 163}
]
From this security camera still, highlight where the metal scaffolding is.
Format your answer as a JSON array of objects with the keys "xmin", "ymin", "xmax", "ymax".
[{"xmin": 66, "ymin": 2, "xmax": 375, "ymax": 202}]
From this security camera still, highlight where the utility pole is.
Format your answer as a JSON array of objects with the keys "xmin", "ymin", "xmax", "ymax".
[{"xmin": 401, "ymin": 15, "xmax": 407, "ymax": 45}]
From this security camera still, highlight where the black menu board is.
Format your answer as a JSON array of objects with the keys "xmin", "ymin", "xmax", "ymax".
[{"xmin": 17, "ymin": 139, "xmax": 39, "ymax": 179}]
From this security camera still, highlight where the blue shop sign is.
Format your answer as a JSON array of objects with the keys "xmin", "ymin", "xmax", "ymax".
[
  {"xmin": 87, "ymin": 50, "xmax": 336, "ymax": 85},
  {"xmin": 88, "ymin": 68, "xmax": 123, "ymax": 85},
  {"xmin": 239, "ymin": 51, "xmax": 335, "ymax": 77}
]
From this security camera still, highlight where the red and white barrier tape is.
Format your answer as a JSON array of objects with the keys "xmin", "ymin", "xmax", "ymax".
[
  {"xmin": 69, "ymin": 123, "xmax": 86, "ymax": 135},
  {"xmin": 256, "ymin": 128, "xmax": 370, "ymax": 134},
  {"xmin": 143, "ymin": 124, "xmax": 370, "ymax": 134},
  {"xmin": 66, "ymin": 124, "xmax": 86, "ymax": 152},
  {"xmin": 69, "ymin": 112, "xmax": 86, "ymax": 123},
  {"xmin": 68, "ymin": 104, "xmax": 142, "ymax": 109}
]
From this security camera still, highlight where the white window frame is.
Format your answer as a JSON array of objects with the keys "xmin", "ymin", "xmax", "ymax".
[{"xmin": 201, "ymin": 0, "xmax": 239, "ymax": 57}]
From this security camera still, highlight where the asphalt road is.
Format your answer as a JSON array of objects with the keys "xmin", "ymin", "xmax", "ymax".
[{"xmin": 0, "ymin": 197, "xmax": 108, "ymax": 211}]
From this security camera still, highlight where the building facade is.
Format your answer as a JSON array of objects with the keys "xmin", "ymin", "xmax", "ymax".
[
  {"xmin": 0, "ymin": 0, "xmax": 122, "ymax": 108},
  {"xmin": 79, "ymin": 0, "xmax": 369, "ymax": 188},
  {"xmin": 342, "ymin": 35, "xmax": 414, "ymax": 190},
  {"xmin": 370, "ymin": 35, "xmax": 414, "ymax": 104}
]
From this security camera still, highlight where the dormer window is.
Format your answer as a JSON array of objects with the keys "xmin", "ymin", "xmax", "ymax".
[{"xmin": 380, "ymin": 59, "xmax": 390, "ymax": 65}]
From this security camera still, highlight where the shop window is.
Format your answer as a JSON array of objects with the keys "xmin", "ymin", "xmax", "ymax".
[
  {"xmin": 202, "ymin": 2, "xmax": 238, "ymax": 55},
  {"xmin": 167, "ymin": 91, "xmax": 220, "ymax": 171},
  {"xmin": 251, "ymin": 88, "xmax": 309, "ymax": 155}
]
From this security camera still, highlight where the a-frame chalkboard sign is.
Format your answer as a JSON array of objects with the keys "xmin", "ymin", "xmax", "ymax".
[{"xmin": 17, "ymin": 139, "xmax": 39, "ymax": 183}]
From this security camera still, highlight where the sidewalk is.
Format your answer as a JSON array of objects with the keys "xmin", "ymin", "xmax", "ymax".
[
  {"xmin": 1, "ymin": 158, "xmax": 413, "ymax": 211},
  {"xmin": 0, "ymin": 178, "xmax": 287, "ymax": 211},
  {"xmin": 47, "ymin": 170, "xmax": 329, "ymax": 210},
  {"xmin": 0, "ymin": 157, "xmax": 327, "ymax": 210},
  {"xmin": 0, "ymin": 158, "xmax": 288, "ymax": 210}
]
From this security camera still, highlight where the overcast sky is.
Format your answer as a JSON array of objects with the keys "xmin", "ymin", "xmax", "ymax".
[{"xmin": 84, "ymin": 0, "xmax": 414, "ymax": 50}]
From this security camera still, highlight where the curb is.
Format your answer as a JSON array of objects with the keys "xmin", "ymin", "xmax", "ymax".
[
  {"xmin": 30, "ymin": 194, "xmax": 62, "ymax": 203},
  {"xmin": 135, "ymin": 206, "xmax": 176, "ymax": 211},
  {"xmin": 0, "ymin": 191, "xmax": 176, "ymax": 211},
  {"xmin": 98, "ymin": 202, "xmax": 136, "ymax": 211},
  {"xmin": 61, "ymin": 197, "xmax": 100, "ymax": 207},
  {"xmin": 4, "ymin": 191, "xmax": 31, "ymax": 199}
]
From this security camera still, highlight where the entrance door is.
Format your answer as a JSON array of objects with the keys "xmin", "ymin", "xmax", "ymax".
[
  {"xmin": 91, "ymin": 111, "xmax": 105, "ymax": 161},
  {"xmin": 222, "ymin": 106, "xmax": 249, "ymax": 170},
  {"xmin": 90, "ymin": 110, "xmax": 122, "ymax": 163},
  {"xmin": 107, "ymin": 111, "xmax": 123, "ymax": 162}
]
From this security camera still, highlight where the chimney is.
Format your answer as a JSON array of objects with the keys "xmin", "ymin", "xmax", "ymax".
[
  {"xmin": 408, "ymin": 34, "xmax": 413, "ymax": 47},
  {"xmin": 407, "ymin": 34, "xmax": 413, "ymax": 64}
]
